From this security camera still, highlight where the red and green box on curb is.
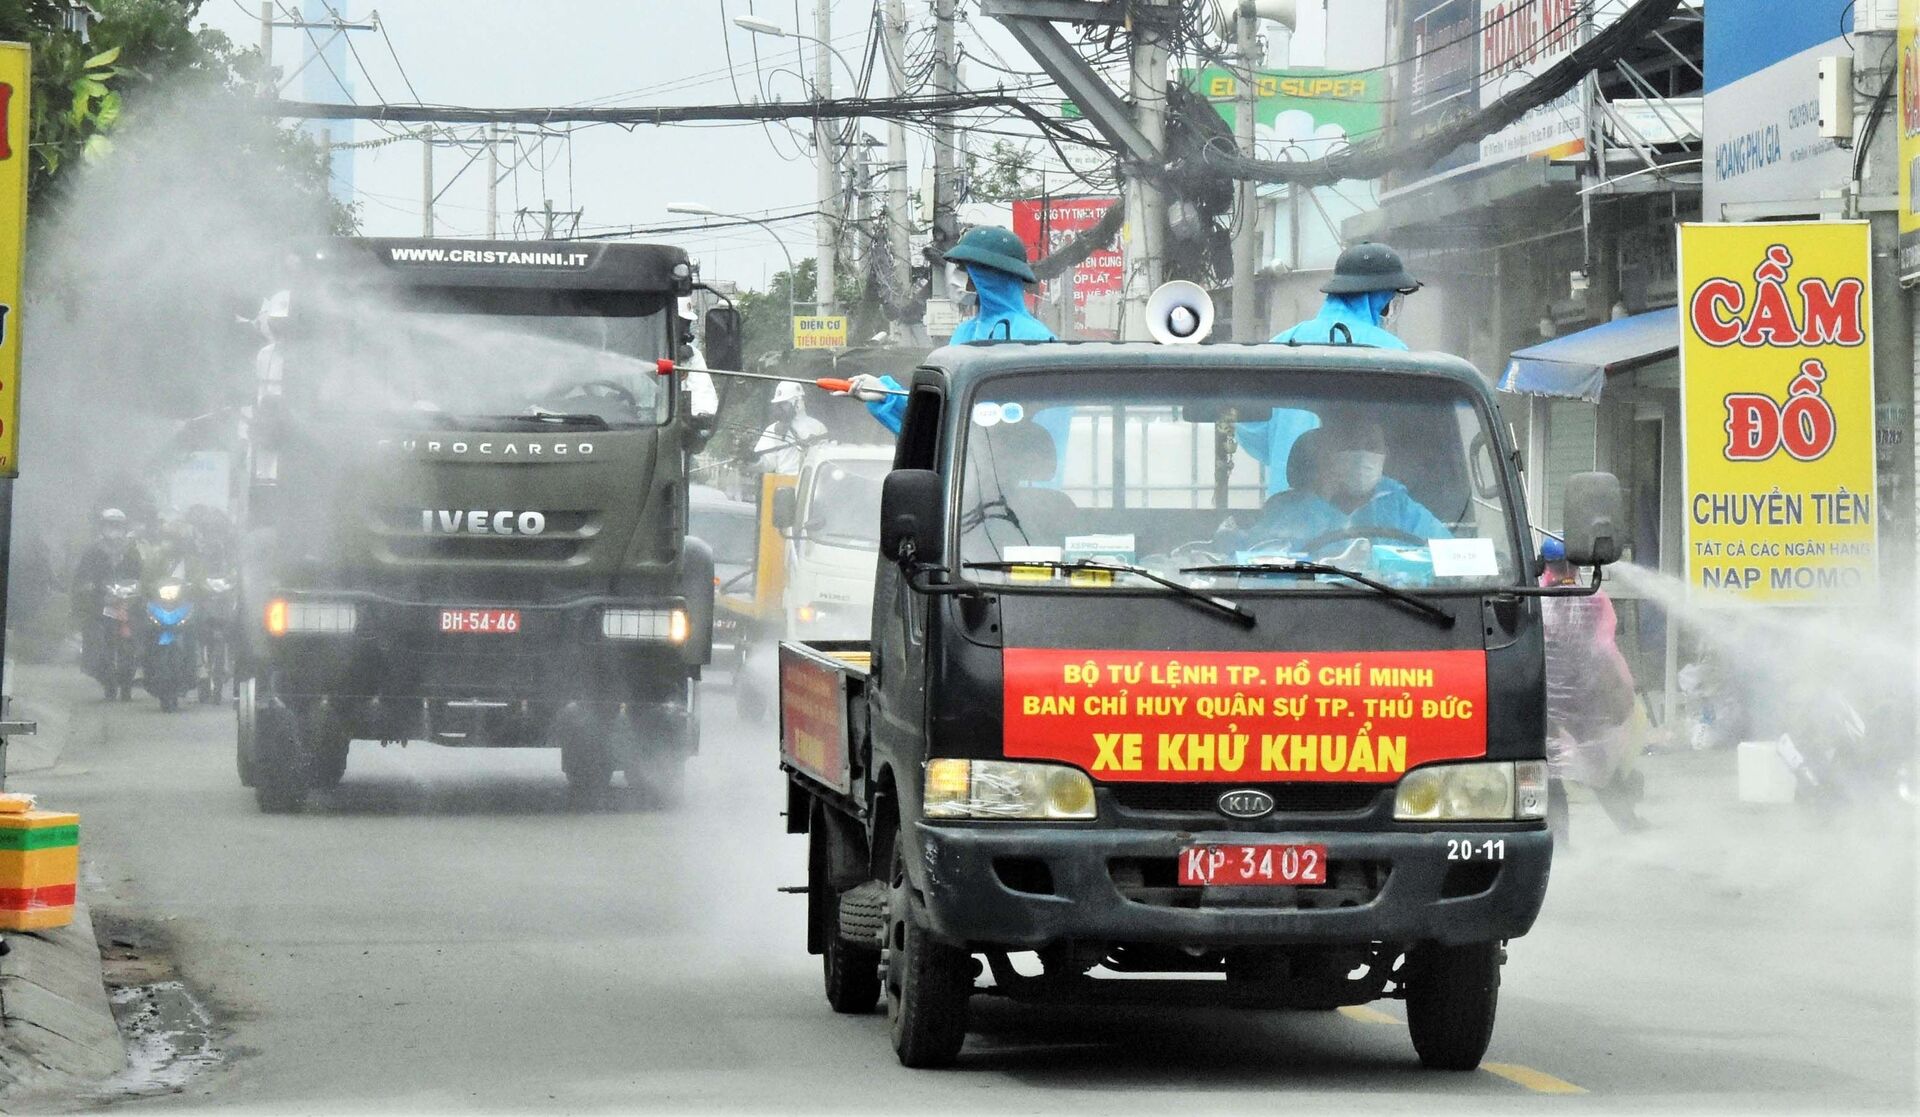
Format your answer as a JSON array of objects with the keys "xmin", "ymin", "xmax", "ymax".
[{"xmin": 1, "ymin": 793, "xmax": 78, "ymax": 930}]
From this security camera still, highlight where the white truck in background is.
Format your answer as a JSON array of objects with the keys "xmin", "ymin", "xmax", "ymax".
[{"xmin": 770, "ymin": 443, "xmax": 892, "ymax": 642}]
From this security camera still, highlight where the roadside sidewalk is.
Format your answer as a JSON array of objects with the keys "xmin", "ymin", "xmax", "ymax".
[{"xmin": 2, "ymin": 664, "xmax": 125, "ymax": 1107}]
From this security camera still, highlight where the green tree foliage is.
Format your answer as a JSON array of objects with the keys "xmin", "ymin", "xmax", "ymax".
[
  {"xmin": 0, "ymin": 0, "xmax": 350, "ymax": 230},
  {"xmin": 967, "ymin": 139, "xmax": 1044, "ymax": 204}
]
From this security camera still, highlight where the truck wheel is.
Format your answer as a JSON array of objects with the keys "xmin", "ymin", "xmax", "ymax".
[
  {"xmin": 736, "ymin": 684, "xmax": 769, "ymax": 723},
  {"xmin": 1405, "ymin": 941, "xmax": 1501, "ymax": 1071},
  {"xmin": 253, "ymin": 705, "xmax": 312, "ymax": 814},
  {"xmin": 561, "ymin": 729, "xmax": 614, "ymax": 796},
  {"xmin": 811, "ymin": 824, "xmax": 881, "ymax": 1014},
  {"xmin": 312, "ymin": 733, "xmax": 350, "ymax": 789},
  {"xmin": 884, "ymin": 831, "xmax": 970, "ymax": 1067},
  {"xmin": 235, "ymin": 680, "xmax": 258, "ymax": 788}
]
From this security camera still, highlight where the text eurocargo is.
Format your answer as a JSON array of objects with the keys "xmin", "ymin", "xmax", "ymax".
[
  {"xmin": 1002, "ymin": 649, "xmax": 1488, "ymax": 783},
  {"xmin": 0, "ymin": 42, "xmax": 28, "ymax": 477},
  {"xmin": 1678, "ymin": 221, "xmax": 1878, "ymax": 603}
]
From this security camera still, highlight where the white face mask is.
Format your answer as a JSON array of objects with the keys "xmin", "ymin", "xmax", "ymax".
[
  {"xmin": 1380, "ymin": 293, "xmax": 1405, "ymax": 323},
  {"xmin": 1331, "ymin": 450, "xmax": 1385, "ymax": 496}
]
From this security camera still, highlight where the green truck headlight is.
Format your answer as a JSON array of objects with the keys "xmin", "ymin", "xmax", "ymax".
[{"xmin": 924, "ymin": 759, "xmax": 1097, "ymax": 820}]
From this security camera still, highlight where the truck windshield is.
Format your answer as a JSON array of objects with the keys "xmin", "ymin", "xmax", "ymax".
[
  {"xmin": 281, "ymin": 288, "xmax": 672, "ymax": 428},
  {"xmin": 803, "ymin": 458, "xmax": 889, "ymax": 548},
  {"xmin": 957, "ymin": 368, "xmax": 1522, "ymax": 591}
]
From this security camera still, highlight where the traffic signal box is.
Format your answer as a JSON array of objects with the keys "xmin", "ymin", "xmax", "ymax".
[{"xmin": 0, "ymin": 793, "xmax": 79, "ymax": 930}]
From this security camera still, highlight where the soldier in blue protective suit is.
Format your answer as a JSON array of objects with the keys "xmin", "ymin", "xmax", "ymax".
[
  {"xmin": 1238, "ymin": 243, "xmax": 1423, "ymax": 496},
  {"xmin": 839, "ymin": 226, "xmax": 1056, "ymax": 434}
]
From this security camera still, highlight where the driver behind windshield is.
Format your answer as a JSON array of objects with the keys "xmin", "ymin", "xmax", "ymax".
[
  {"xmin": 960, "ymin": 420, "xmax": 1079, "ymax": 560},
  {"xmin": 1224, "ymin": 416, "xmax": 1449, "ymax": 552}
]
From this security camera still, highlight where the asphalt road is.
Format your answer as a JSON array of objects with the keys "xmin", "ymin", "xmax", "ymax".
[{"xmin": 19, "ymin": 663, "xmax": 1917, "ymax": 1114}]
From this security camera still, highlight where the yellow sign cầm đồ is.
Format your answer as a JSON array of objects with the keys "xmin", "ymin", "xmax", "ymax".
[
  {"xmin": 0, "ymin": 42, "xmax": 27, "ymax": 476},
  {"xmin": 1678, "ymin": 221, "xmax": 1878, "ymax": 603}
]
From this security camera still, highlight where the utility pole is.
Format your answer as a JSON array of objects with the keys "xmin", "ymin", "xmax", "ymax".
[
  {"xmin": 1121, "ymin": 2, "xmax": 1170, "ymax": 339},
  {"xmin": 258, "ymin": 2, "xmax": 274, "ymax": 96},
  {"xmin": 485, "ymin": 123, "xmax": 499, "ymax": 239},
  {"xmin": 1230, "ymin": 4, "xmax": 1262, "ymax": 342},
  {"xmin": 882, "ymin": 0, "xmax": 914, "ymax": 331},
  {"xmin": 932, "ymin": 0, "xmax": 960, "ymax": 250},
  {"xmin": 543, "ymin": 199, "xmax": 557, "ymax": 240},
  {"xmin": 813, "ymin": 0, "xmax": 837, "ymax": 317},
  {"xmin": 420, "ymin": 124, "xmax": 434, "ymax": 236}
]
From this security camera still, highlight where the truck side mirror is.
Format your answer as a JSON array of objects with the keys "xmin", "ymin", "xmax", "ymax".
[
  {"xmin": 1562, "ymin": 471, "xmax": 1625, "ymax": 566},
  {"xmin": 880, "ymin": 469, "xmax": 943, "ymax": 565},
  {"xmin": 704, "ymin": 307, "xmax": 744, "ymax": 371},
  {"xmin": 771, "ymin": 486, "xmax": 797, "ymax": 532}
]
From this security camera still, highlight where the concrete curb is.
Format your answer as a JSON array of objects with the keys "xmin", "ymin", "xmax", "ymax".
[{"xmin": 0, "ymin": 902, "xmax": 127, "ymax": 1103}]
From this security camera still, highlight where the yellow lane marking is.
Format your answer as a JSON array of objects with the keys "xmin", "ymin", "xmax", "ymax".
[
  {"xmin": 1337, "ymin": 1005, "xmax": 1400, "ymax": 1025},
  {"xmin": 1482, "ymin": 1062, "xmax": 1588, "ymax": 1095}
]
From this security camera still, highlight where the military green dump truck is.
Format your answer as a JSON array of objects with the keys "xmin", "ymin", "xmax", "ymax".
[{"xmin": 235, "ymin": 238, "xmax": 730, "ymax": 811}]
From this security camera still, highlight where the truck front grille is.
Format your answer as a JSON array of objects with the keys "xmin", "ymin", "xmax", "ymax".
[
  {"xmin": 384, "ymin": 536, "xmax": 581, "ymax": 563},
  {"xmin": 1107, "ymin": 783, "xmax": 1382, "ymax": 815}
]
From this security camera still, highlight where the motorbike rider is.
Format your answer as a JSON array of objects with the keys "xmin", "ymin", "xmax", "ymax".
[
  {"xmin": 838, "ymin": 226, "xmax": 1056, "ymax": 434},
  {"xmin": 1239, "ymin": 243, "xmax": 1423, "ymax": 495},
  {"xmin": 1539, "ymin": 536, "xmax": 1647, "ymax": 839},
  {"xmin": 72, "ymin": 508, "xmax": 146, "ymax": 681}
]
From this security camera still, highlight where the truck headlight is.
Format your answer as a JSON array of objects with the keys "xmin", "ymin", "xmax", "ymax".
[
  {"xmin": 924, "ymin": 759, "xmax": 1096, "ymax": 820},
  {"xmin": 1394, "ymin": 760, "xmax": 1547, "ymax": 821},
  {"xmin": 265, "ymin": 598, "xmax": 357, "ymax": 636},
  {"xmin": 601, "ymin": 607, "xmax": 689, "ymax": 643}
]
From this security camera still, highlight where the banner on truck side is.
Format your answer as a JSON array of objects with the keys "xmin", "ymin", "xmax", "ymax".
[
  {"xmin": 1678, "ymin": 222, "xmax": 1878, "ymax": 603},
  {"xmin": 1002, "ymin": 649, "xmax": 1488, "ymax": 783},
  {"xmin": 791, "ymin": 315, "xmax": 847, "ymax": 350},
  {"xmin": 0, "ymin": 42, "xmax": 28, "ymax": 477},
  {"xmin": 779, "ymin": 645, "xmax": 851, "ymax": 794}
]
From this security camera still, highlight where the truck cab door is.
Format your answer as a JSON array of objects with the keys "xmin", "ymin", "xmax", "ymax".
[{"xmin": 868, "ymin": 386, "xmax": 943, "ymax": 791}]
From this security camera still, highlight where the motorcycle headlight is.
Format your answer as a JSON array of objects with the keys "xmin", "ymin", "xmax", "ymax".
[
  {"xmin": 1394, "ymin": 761, "xmax": 1547, "ymax": 822},
  {"xmin": 157, "ymin": 583, "xmax": 184, "ymax": 603},
  {"xmin": 923, "ymin": 759, "xmax": 1096, "ymax": 820}
]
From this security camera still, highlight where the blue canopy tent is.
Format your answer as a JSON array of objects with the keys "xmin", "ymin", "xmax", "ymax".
[{"xmin": 1499, "ymin": 307, "xmax": 1680, "ymax": 401}]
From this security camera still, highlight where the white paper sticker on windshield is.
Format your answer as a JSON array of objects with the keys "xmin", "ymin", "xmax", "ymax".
[
  {"xmin": 1429, "ymin": 537, "xmax": 1498, "ymax": 577},
  {"xmin": 971, "ymin": 402, "xmax": 1003, "ymax": 427},
  {"xmin": 1064, "ymin": 534, "xmax": 1136, "ymax": 563},
  {"xmin": 1002, "ymin": 545, "xmax": 1062, "ymax": 563}
]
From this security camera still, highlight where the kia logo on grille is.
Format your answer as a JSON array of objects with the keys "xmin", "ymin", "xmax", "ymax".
[{"xmin": 1217, "ymin": 789, "xmax": 1275, "ymax": 819}]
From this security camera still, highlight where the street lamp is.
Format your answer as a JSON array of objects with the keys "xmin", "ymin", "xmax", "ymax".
[
  {"xmin": 729, "ymin": 15, "xmax": 854, "ymax": 317},
  {"xmin": 667, "ymin": 203, "xmax": 805, "ymax": 324},
  {"xmin": 729, "ymin": 15, "xmax": 862, "ymax": 84}
]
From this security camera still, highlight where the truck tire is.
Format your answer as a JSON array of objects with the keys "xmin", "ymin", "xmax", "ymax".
[
  {"xmin": 313, "ymin": 733, "xmax": 350, "ymax": 789},
  {"xmin": 561, "ymin": 727, "xmax": 614, "ymax": 796},
  {"xmin": 884, "ymin": 831, "xmax": 970, "ymax": 1067},
  {"xmin": 811, "ymin": 821, "xmax": 881, "ymax": 1013},
  {"xmin": 1405, "ymin": 940, "xmax": 1502, "ymax": 1071},
  {"xmin": 253, "ymin": 705, "xmax": 311, "ymax": 814},
  {"xmin": 235, "ymin": 679, "xmax": 258, "ymax": 788}
]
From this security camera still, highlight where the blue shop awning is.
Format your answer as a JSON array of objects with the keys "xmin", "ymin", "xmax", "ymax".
[{"xmin": 1500, "ymin": 307, "xmax": 1679, "ymax": 402}]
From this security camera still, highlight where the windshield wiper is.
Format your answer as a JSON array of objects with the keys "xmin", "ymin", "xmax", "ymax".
[
  {"xmin": 1180, "ymin": 561, "xmax": 1454, "ymax": 628},
  {"xmin": 964, "ymin": 559, "xmax": 1255, "ymax": 629}
]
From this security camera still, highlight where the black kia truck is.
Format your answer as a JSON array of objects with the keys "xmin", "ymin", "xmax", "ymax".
[
  {"xmin": 235, "ymin": 238, "xmax": 724, "ymax": 811},
  {"xmin": 777, "ymin": 340, "xmax": 1624, "ymax": 1068}
]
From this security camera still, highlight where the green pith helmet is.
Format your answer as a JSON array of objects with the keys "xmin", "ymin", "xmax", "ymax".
[
  {"xmin": 943, "ymin": 225, "xmax": 1037, "ymax": 283},
  {"xmin": 1320, "ymin": 242, "xmax": 1422, "ymax": 295}
]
